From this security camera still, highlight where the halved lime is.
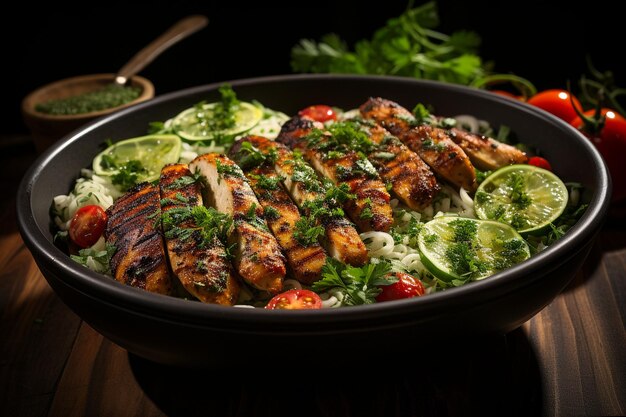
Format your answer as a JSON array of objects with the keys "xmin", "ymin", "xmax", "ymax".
[
  {"xmin": 172, "ymin": 102, "xmax": 263, "ymax": 141},
  {"xmin": 473, "ymin": 164, "xmax": 568, "ymax": 234},
  {"xmin": 418, "ymin": 216, "xmax": 531, "ymax": 283},
  {"xmin": 93, "ymin": 134, "xmax": 182, "ymax": 182}
]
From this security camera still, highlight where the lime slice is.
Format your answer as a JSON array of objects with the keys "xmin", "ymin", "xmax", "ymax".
[
  {"xmin": 93, "ymin": 134, "xmax": 182, "ymax": 182},
  {"xmin": 172, "ymin": 102, "xmax": 263, "ymax": 141},
  {"xmin": 418, "ymin": 216, "xmax": 531, "ymax": 283},
  {"xmin": 473, "ymin": 164, "xmax": 568, "ymax": 234}
]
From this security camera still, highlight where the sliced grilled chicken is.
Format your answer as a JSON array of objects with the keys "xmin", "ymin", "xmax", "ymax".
[
  {"xmin": 159, "ymin": 164, "xmax": 239, "ymax": 305},
  {"xmin": 350, "ymin": 118, "xmax": 440, "ymax": 210},
  {"xmin": 277, "ymin": 116, "xmax": 393, "ymax": 232},
  {"xmin": 105, "ymin": 183, "xmax": 172, "ymax": 295},
  {"xmin": 227, "ymin": 142, "xmax": 327, "ymax": 283},
  {"xmin": 189, "ymin": 153, "xmax": 286, "ymax": 293},
  {"xmin": 448, "ymin": 127, "xmax": 528, "ymax": 170},
  {"xmin": 238, "ymin": 135, "xmax": 368, "ymax": 266},
  {"xmin": 360, "ymin": 97, "xmax": 477, "ymax": 191}
]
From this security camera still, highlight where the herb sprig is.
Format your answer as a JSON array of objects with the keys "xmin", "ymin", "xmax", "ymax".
[
  {"xmin": 291, "ymin": 2, "xmax": 485, "ymax": 85},
  {"xmin": 312, "ymin": 259, "xmax": 395, "ymax": 305}
]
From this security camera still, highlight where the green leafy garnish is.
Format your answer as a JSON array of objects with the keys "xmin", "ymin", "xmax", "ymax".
[
  {"xmin": 216, "ymin": 159, "xmax": 245, "ymax": 183},
  {"xmin": 508, "ymin": 172, "xmax": 532, "ymax": 210},
  {"xmin": 70, "ymin": 243, "xmax": 117, "ymax": 274},
  {"xmin": 111, "ymin": 160, "xmax": 145, "ymax": 191},
  {"xmin": 234, "ymin": 141, "xmax": 279, "ymax": 170},
  {"xmin": 312, "ymin": 259, "xmax": 395, "ymax": 305},
  {"xmin": 291, "ymin": 2, "xmax": 485, "ymax": 85},
  {"xmin": 263, "ymin": 205, "xmax": 280, "ymax": 221},
  {"xmin": 161, "ymin": 205, "xmax": 232, "ymax": 249}
]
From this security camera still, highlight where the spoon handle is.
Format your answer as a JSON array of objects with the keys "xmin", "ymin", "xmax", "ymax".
[{"xmin": 115, "ymin": 15, "xmax": 208, "ymax": 85}]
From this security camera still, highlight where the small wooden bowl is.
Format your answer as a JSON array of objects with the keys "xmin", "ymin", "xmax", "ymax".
[{"xmin": 22, "ymin": 74, "xmax": 154, "ymax": 152}]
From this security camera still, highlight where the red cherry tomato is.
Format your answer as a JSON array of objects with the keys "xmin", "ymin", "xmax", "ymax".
[
  {"xmin": 376, "ymin": 272, "xmax": 425, "ymax": 302},
  {"xmin": 298, "ymin": 105, "xmax": 337, "ymax": 123},
  {"xmin": 570, "ymin": 109, "xmax": 626, "ymax": 201},
  {"xmin": 69, "ymin": 205, "xmax": 107, "ymax": 248},
  {"xmin": 528, "ymin": 156, "xmax": 552, "ymax": 171},
  {"xmin": 527, "ymin": 89, "xmax": 582, "ymax": 122},
  {"xmin": 265, "ymin": 289, "xmax": 323, "ymax": 310}
]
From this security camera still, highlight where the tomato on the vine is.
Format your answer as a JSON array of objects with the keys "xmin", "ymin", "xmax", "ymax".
[
  {"xmin": 298, "ymin": 105, "xmax": 337, "ymax": 123},
  {"xmin": 527, "ymin": 89, "xmax": 582, "ymax": 122},
  {"xmin": 570, "ymin": 109, "xmax": 626, "ymax": 201},
  {"xmin": 265, "ymin": 289, "xmax": 323, "ymax": 310},
  {"xmin": 376, "ymin": 272, "xmax": 425, "ymax": 302},
  {"xmin": 528, "ymin": 156, "xmax": 552, "ymax": 171},
  {"xmin": 69, "ymin": 205, "xmax": 107, "ymax": 248}
]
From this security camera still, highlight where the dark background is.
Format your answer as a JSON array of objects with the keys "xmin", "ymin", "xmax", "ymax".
[{"xmin": 6, "ymin": 0, "xmax": 623, "ymax": 134}]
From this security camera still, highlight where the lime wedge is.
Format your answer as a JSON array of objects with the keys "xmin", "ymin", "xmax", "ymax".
[
  {"xmin": 93, "ymin": 134, "xmax": 182, "ymax": 182},
  {"xmin": 418, "ymin": 216, "xmax": 531, "ymax": 283},
  {"xmin": 473, "ymin": 164, "xmax": 568, "ymax": 234},
  {"xmin": 172, "ymin": 101, "xmax": 263, "ymax": 141}
]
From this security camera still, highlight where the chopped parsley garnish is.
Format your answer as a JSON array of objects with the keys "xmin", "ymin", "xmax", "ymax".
[
  {"xmin": 290, "ymin": 154, "xmax": 325, "ymax": 192},
  {"xmin": 165, "ymin": 173, "xmax": 201, "ymax": 190},
  {"xmin": 212, "ymin": 84, "xmax": 239, "ymax": 130},
  {"xmin": 444, "ymin": 219, "xmax": 488, "ymax": 280},
  {"xmin": 248, "ymin": 173, "xmax": 283, "ymax": 191},
  {"xmin": 311, "ymin": 258, "xmax": 395, "ymax": 306},
  {"xmin": 303, "ymin": 120, "xmax": 376, "ymax": 155},
  {"xmin": 161, "ymin": 205, "xmax": 232, "ymax": 248},
  {"xmin": 359, "ymin": 198, "xmax": 374, "ymax": 220},
  {"xmin": 234, "ymin": 141, "xmax": 279, "ymax": 170},
  {"xmin": 263, "ymin": 205, "xmax": 280, "ymax": 221},
  {"xmin": 240, "ymin": 203, "xmax": 269, "ymax": 232},
  {"xmin": 508, "ymin": 172, "xmax": 532, "ymax": 210},
  {"xmin": 336, "ymin": 158, "xmax": 379, "ymax": 181},
  {"xmin": 111, "ymin": 160, "xmax": 145, "ymax": 191},
  {"xmin": 293, "ymin": 216, "xmax": 325, "ymax": 246},
  {"xmin": 421, "ymin": 139, "xmax": 447, "ymax": 152},
  {"xmin": 216, "ymin": 159, "xmax": 244, "ymax": 182}
]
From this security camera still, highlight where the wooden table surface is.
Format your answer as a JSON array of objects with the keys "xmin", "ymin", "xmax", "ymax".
[{"xmin": 1, "ymin": 137, "xmax": 625, "ymax": 417}]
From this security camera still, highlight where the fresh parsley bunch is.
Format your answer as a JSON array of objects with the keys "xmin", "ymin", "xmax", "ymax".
[{"xmin": 291, "ymin": 2, "xmax": 485, "ymax": 85}]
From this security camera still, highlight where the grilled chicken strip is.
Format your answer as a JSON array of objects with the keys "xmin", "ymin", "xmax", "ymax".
[
  {"xmin": 105, "ymin": 183, "xmax": 172, "ymax": 295},
  {"xmin": 277, "ymin": 116, "xmax": 393, "ymax": 232},
  {"xmin": 238, "ymin": 135, "xmax": 368, "ymax": 266},
  {"xmin": 360, "ymin": 97, "xmax": 477, "ymax": 191},
  {"xmin": 189, "ymin": 153, "xmax": 286, "ymax": 294},
  {"xmin": 229, "ymin": 140, "xmax": 327, "ymax": 284},
  {"xmin": 350, "ymin": 118, "xmax": 440, "ymax": 211},
  {"xmin": 448, "ymin": 127, "xmax": 528, "ymax": 170},
  {"xmin": 159, "ymin": 164, "xmax": 239, "ymax": 305}
]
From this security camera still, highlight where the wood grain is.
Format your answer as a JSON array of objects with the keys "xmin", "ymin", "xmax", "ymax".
[{"xmin": 1, "ymin": 139, "xmax": 624, "ymax": 417}]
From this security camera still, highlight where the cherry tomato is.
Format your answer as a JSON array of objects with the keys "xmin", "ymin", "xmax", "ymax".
[
  {"xmin": 298, "ymin": 105, "xmax": 337, "ymax": 123},
  {"xmin": 265, "ymin": 289, "xmax": 323, "ymax": 310},
  {"xmin": 69, "ymin": 205, "xmax": 107, "ymax": 248},
  {"xmin": 527, "ymin": 89, "xmax": 582, "ymax": 122},
  {"xmin": 528, "ymin": 156, "xmax": 552, "ymax": 171},
  {"xmin": 570, "ymin": 109, "xmax": 626, "ymax": 201},
  {"xmin": 376, "ymin": 272, "xmax": 425, "ymax": 302}
]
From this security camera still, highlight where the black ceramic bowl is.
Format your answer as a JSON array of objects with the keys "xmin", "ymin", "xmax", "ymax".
[{"xmin": 17, "ymin": 75, "xmax": 610, "ymax": 366}]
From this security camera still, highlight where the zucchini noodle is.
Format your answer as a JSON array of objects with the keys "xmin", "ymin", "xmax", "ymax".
[{"xmin": 360, "ymin": 186, "xmax": 475, "ymax": 292}]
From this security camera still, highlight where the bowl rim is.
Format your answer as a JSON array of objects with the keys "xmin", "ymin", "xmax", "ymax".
[
  {"xmin": 17, "ymin": 73, "xmax": 612, "ymax": 328},
  {"xmin": 21, "ymin": 73, "xmax": 155, "ymax": 121}
]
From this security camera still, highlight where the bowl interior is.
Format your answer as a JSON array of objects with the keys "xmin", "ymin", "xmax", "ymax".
[{"xmin": 20, "ymin": 74, "xmax": 610, "ymax": 327}]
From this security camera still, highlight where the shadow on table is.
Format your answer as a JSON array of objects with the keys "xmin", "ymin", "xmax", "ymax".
[{"xmin": 129, "ymin": 328, "xmax": 542, "ymax": 417}]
